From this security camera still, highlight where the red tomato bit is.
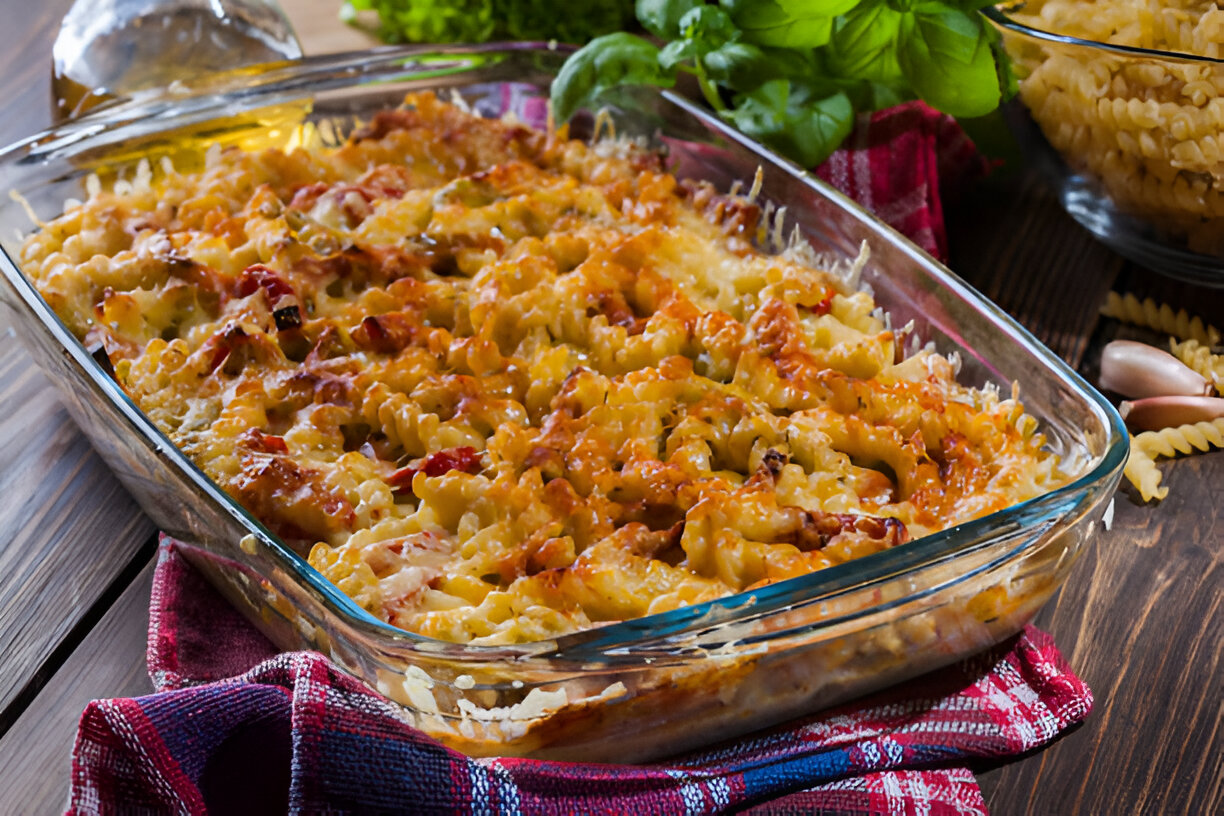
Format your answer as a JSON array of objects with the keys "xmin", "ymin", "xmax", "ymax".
[{"xmin": 389, "ymin": 446, "xmax": 481, "ymax": 494}]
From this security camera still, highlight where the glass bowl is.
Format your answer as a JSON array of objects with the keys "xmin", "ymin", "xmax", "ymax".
[
  {"xmin": 985, "ymin": 4, "xmax": 1224, "ymax": 286},
  {"xmin": 0, "ymin": 43, "xmax": 1128, "ymax": 762}
]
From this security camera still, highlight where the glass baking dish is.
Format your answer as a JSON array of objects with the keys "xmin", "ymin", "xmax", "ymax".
[{"xmin": 0, "ymin": 43, "xmax": 1127, "ymax": 762}]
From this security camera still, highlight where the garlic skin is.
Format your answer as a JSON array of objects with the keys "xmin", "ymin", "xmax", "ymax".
[
  {"xmin": 1120, "ymin": 396, "xmax": 1224, "ymax": 432},
  {"xmin": 1099, "ymin": 340, "xmax": 1213, "ymax": 399}
]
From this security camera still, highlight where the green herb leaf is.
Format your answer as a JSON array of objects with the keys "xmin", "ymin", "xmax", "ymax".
[
  {"xmin": 898, "ymin": 5, "xmax": 1003, "ymax": 117},
  {"xmin": 500, "ymin": 0, "xmax": 632, "ymax": 42},
  {"xmin": 342, "ymin": 0, "xmax": 632, "ymax": 45},
  {"xmin": 679, "ymin": 5, "xmax": 739, "ymax": 47},
  {"xmin": 658, "ymin": 38, "xmax": 700, "ymax": 69},
  {"xmin": 703, "ymin": 42, "xmax": 815, "ymax": 92},
  {"xmin": 727, "ymin": 78, "xmax": 855, "ymax": 167},
  {"xmin": 659, "ymin": 4, "xmax": 738, "ymax": 68},
  {"xmin": 548, "ymin": 0, "xmax": 1015, "ymax": 167},
  {"xmin": 987, "ymin": 20, "xmax": 1019, "ymax": 100},
  {"xmin": 824, "ymin": 0, "xmax": 904, "ymax": 84},
  {"xmin": 721, "ymin": 0, "xmax": 860, "ymax": 50},
  {"xmin": 637, "ymin": 0, "xmax": 704, "ymax": 39},
  {"xmin": 551, "ymin": 33, "xmax": 677, "ymax": 123}
]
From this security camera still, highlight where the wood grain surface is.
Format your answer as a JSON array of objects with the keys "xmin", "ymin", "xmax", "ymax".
[
  {"xmin": 948, "ymin": 176, "xmax": 1224, "ymax": 816},
  {"xmin": 0, "ymin": 0, "xmax": 159, "ymax": 733},
  {"xmin": 0, "ymin": 335, "xmax": 155, "ymax": 727},
  {"xmin": 0, "ymin": 2, "xmax": 1218, "ymax": 815},
  {"xmin": 0, "ymin": 561, "xmax": 154, "ymax": 814}
]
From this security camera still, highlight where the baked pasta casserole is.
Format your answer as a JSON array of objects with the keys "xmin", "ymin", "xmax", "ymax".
[{"xmin": 21, "ymin": 93, "xmax": 1069, "ymax": 645}]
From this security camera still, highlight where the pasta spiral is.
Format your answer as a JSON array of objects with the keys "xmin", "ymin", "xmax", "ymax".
[
  {"xmin": 1100, "ymin": 291, "xmax": 1222, "ymax": 347},
  {"xmin": 1124, "ymin": 418, "xmax": 1224, "ymax": 501},
  {"xmin": 1169, "ymin": 337, "xmax": 1224, "ymax": 388},
  {"xmin": 1006, "ymin": 1, "xmax": 1224, "ymax": 255}
]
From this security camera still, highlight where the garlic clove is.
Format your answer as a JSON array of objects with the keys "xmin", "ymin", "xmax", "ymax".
[
  {"xmin": 1119, "ymin": 395, "xmax": 1224, "ymax": 432},
  {"xmin": 1099, "ymin": 340, "xmax": 1213, "ymax": 399}
]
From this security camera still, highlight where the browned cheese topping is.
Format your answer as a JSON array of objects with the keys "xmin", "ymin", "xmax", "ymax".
[{"xmin": 22, "ymin": 93, "xmax": 1068, "ymax": 643}]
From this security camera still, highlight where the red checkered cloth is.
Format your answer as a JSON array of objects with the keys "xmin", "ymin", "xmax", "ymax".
[
  {"xmin": 68, "ymin": 104, "xmax": 1073, "ymax": 815},
  {"xmin": 815, "ymin": 101, "xmax": 986, "ymax": 262},
  {"xmin": 70, "ymin": 541, "xmax": 1090, "ymax": 815}
]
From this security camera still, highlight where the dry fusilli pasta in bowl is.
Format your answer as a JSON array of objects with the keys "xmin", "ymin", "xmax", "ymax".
[{"xmin": 986, "ymin": 2, "xmax": 1224, "ymax": 286}]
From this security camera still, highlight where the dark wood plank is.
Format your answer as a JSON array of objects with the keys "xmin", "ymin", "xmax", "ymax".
[
  {"xmin": 978, "ymin": 456, "xmax": 1222, "ymax": 815},
  {"xmin": 947, "ymin": 171, "xmax": 1125, "ymax": 368},
  {"xmin": 0, "ymin": 328, "xmax": 156, "ymax": 726},
  {"xmin": 0, "ymin": 560, "xmax": 154, "ymax": 815},
  {"xmin": 0, "ymin": 0, "xmax": 71, "ymax": 147},
  {"xmin": 948, "ymin": 177, "xmax": 1224, "ymax": 815},
  {"xmin": 0, "ymin": 0, "xmax": 156, "ymax": 729}
]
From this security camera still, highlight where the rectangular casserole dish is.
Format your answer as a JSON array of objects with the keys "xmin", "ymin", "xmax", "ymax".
[{"xmin": 0, "ymin": 43, "xmax": 1127, "ymax": 762}]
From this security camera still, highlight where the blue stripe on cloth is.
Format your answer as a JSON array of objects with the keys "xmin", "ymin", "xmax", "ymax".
[
  {"xmin": 306, "ymin": 729, "xmax": 473, "ymax": 811},
  {"xmin": 740, "ymin": 747, "xmax": 862, "ymax": 800},
  {"xmin": 138, "ymin": 684, "xmax": 291, "ymax": 782}
]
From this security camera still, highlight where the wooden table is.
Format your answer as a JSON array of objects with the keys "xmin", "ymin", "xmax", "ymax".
[{"xmin": 0, "ymin": 2, "xmax": 1219, "ymax": 813}]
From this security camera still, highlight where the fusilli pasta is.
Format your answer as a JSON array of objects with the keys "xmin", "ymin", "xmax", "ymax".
[
  {"xmin": 1005, "ymin": 1, "xmax": 1224, "ymax": 255},
  {"xmin": 1169, "ymin": 337, "xmax": 1224, "ymax": 387},
  {"xmin": 1100, "ymin": 291, "xmax": 1221, "ymax": 346},
  {"xmin": 1123, "ymin": 417, "xmax": 1224, "ymax": 500}
]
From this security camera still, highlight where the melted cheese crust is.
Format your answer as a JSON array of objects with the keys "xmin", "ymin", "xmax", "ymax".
[{"xmin": 22, "ymin": 93, "xmax": 1067, "ymax": 644}]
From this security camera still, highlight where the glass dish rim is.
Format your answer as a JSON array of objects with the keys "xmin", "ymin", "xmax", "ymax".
[
  {"xmin": 984, "ymin": 5, "xmax": 1224, "ymax": 65},
  {"xmin": 0, "ymin": 41, "xmax": 1130, "ymax": 662}
]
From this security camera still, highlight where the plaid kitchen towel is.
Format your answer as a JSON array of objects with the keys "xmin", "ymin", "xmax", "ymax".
[
  {"xmin": 815, "ymin": 100, "xmax": 986, "ymax": 262},
  {"xmin": 68, "ymin": 540, "xmax": 1091, "ymax": 815}
]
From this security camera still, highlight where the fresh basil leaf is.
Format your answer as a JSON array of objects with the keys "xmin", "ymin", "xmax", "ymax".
[
  {"xmin": 776, "ymin": 0, "xmax": 861, "ymax": 14},
  {"xmin": 657, "ymin": 6, "xmax": 740, "ymax": 71},
  {"xmin": 898, "ymin": 8, "xmax": 1001, "ymax": 117},
  {"xmin": 679, "ymin": 5, "xmax": 738, "ymax": 46},
  {"xmin": 986, "ymin": 19, "xmax": 1019, "ymax": 100},
  {"xmin": 832, "ymin": 77, "xmax": 908, "ymax": 111},
  {"xmin": 860, "ymin": 80, "xmax": 907, "ymax": 110},
  {"xmin": 637, "ymin": 0, "xmax": 703, "ymax": 39},
  {"xmin": 907, "ymin": 4, "xmax": 981, "ymax": 63},
  {"xmin": 658, "ymin": 38, "xmax": 697, "ymax": 69},
  {"xmin": 704, "ymin": 42, "xmax": 814, "ymax": 91},
  {"xmin": 551, "ymin": 33, "xmax": 676, "ymax": 122},
  {"xmin": 727, "ymin": 78, "xmax": 855, "ymax": 167},
  {"xmin": 824, "ymin": 0, "xmax": 904, "ymax": 83},
  {"xmin": 721, "ymin": 0, "xmax": 859, "ymax": 49}
]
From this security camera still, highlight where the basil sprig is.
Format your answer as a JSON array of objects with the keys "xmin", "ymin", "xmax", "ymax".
[{"xmin": 552, "ymin": 0, "xmax": 1014, "ymax": 166}]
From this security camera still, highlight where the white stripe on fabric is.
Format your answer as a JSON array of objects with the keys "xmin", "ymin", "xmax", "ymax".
[
  {"xmin": 665, "ymin": 769, "xmax": 706, "ymax": 816},
  {"xmin": 880, "ymin": 771, "xmax": 905, "ymax": 816},
  {"xmin": 102, "ymin": 700, "xmax": 191, "ymax": 816},
  {"xmin": 707, "ymin": 775, "xmax": 731, "ymax": 811},
  {"xmin": 488, "ymin": 759, "xmax": 523, "ymax": 816},
  {"xmin": 468, "ymin": 761, "xmax": 492, "ymax": 814},
  {"xmin": 900, "ymin": 771, "xmax": 932, "ymax": 816},
  {"xmin": 859, "ymin": 740, "xmax": 883, "ymax": 769},
  {"xmin": 880, "ymin": 735, "xmax": 904, "ymax": 765},
  {"xmin": 876, "ymin": 185, "xmax": 929, "ymax": 225},
  {"xmin": 825, "ymin": 147, "xmax": 849, "ymax": 194}
]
